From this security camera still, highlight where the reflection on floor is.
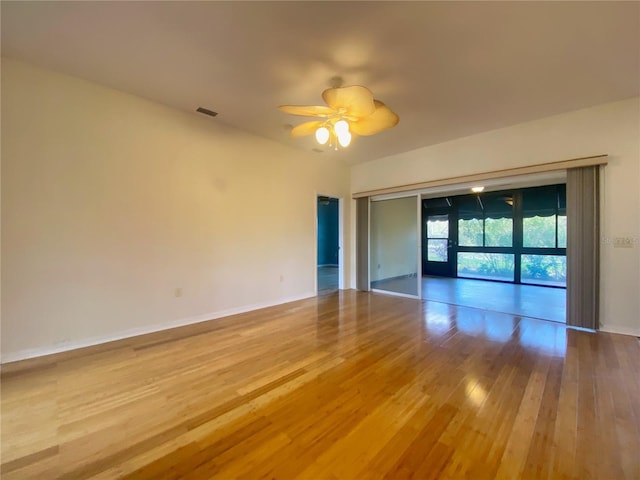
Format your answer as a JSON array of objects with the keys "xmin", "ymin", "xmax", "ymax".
[
  {"xmin": 371, "ymin": 275, "xmax": 418, "ymax": 296},
  {"xmin": 318, "ymin": 266, "xmax": 339, "ymax": 293},
  {"xmin": 5, "ymin": 290, "xmax": 638, "ymax": 478},
  {"xmin": 423, "ymin": 276, "xmax": 566, "ymax": 323},
  {"xmin": 420, "ymin": 297, "xmax": 568, "ymax": 354}
]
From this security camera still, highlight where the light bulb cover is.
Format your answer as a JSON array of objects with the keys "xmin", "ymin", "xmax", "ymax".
[
  {"xmin": 334, "ymin": 119, "xmax": 349, "ymax": 136},
  {"xmin": 315, "ymin": 127, "xmax": 330, "ymax": 145},
  {"xmin": 337, "ymin": 131, "xmax": 352, "ymax": 148}
]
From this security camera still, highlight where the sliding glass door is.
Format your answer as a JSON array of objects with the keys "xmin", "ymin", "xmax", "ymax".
[{"xmin": 370, "ymin": 195, "xmax": 421, "ymax": 298}]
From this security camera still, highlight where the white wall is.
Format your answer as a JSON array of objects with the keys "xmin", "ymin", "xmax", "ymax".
[
  {"xmin": 352, "ymin": 97, "xmax": 640, "ymax": 336},
  {"xmin": 1, "ymin": 58, "xmax": 351, "ymax": 362}
]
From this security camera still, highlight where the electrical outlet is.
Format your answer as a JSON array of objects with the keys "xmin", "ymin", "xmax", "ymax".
[
  {"xmin": 279, "ymin": 275, "xmax": 284, "ymax": 283},
  {"xmin": 175, "ymin": 287, "xmax": 182, "ymax": 297},
  {"xmin": 613, "ymin": 237, "xmax": 634, "ymax": 248}
]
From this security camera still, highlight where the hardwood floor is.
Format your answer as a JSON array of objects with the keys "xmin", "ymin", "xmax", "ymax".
[{"xmin": 2, "ymin": 290, "xmax": 639, "ymax": 479}]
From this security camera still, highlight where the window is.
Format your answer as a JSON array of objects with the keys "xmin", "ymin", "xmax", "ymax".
[
  {"xmin": 522, "ymin": 185, "xmax": 566, "ymax": 249},
  {"xmin": 427, "ymin": 214, "xmax": 448, "ymax": 262},
  {"xmin": 423, "ymin": 184, "xmax": 566, "ymax": 287},
  {"xmin": 427, "ymin": 240, "xmax": 447, "ymax": 262},
  {"xmin": 520, "ymin": 185, "xmax": 567, "ymax": 286},
  {"xmin": 457, "ymin": 193, "xmax": 513, "ymax": 247},
  {"xmin": 484, "ymin": 194, "xmax": 513, "ymax": 247},
  {"xmin": 557, "ymin": 215, "xmax": 567, "ymax": 248},
  {"xmin": 523, "ymin": 216, "xmax": 557, "ymax": 247},
  {"xmin": 455, "ymin": 193, "xmax": 513, "ymax": 281},
  {"xmin": 521, "ymin": 254, "xmax": 566, "ymax": 287},
  {"xmin": 427, "ymin": 215, "xmax": 448, "ymax": 237},
  {"xmin": 485, "ymin": 217, "xmax": 512, "ymax": 247},
  {"xmin": 457, "ymin": 253, "xmax": 515, "ymax": 282},
  {"xmin": 459, "ymin": 218, "xmax": 483, "ymax": 246}
]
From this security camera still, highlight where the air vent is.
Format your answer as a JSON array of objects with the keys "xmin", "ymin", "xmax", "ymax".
[
  {"xmin": 311, "ymin": 148, "xmax": 324, "ymax": 153},
  {"xmin": 196, "ymin": 107, "xmax": 218, "ymax": 117}
]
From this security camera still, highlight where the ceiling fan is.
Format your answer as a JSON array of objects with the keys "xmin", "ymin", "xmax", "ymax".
[{"xmin": 278, "ymin": 85, "xmax": 399, "ymax": 149}]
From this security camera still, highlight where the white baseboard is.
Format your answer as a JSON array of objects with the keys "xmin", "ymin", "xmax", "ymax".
[
  {"xmin": 599, "ymin": 323, "xmax": 640, "ymax": 337},
  {"xmin": 1, "ymin": 292, "xmax": 316, "ymax": 364}
]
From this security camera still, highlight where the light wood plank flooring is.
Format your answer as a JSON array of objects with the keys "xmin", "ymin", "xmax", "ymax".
[{"xmin": 2, "ymin": 290, "xmax": 639, "ymax": 479}]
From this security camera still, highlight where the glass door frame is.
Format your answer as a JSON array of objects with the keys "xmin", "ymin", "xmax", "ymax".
[
  {"xmin": 368, "ymin": 193, "xmax": 422, "ymax": 299},
  {"xmin": 423, "ymin": 208, "xmax": 457, "ymax": 277}
]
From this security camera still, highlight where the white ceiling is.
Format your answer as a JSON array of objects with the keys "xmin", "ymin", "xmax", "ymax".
[{"xmin": 2, "ymin": 1, "xmax": 639, "ymax": 164}]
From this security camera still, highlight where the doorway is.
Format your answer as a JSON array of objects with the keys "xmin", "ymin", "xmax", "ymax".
[
  {"xmin": 424, "ymin": 209, "xmax": 456, "ymax": 278},
  {"xmin": 317, "ymin": 196, "xmax": 340, "ymax": 294},
  {"xmin": 420, "ymin": 185, "xmax": 567, "ymax": 323}
]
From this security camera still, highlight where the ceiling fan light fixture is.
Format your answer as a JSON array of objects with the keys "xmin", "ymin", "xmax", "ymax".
[
  {"xmin": 315, "ymin": 127, "xmax": 330, "ymax": 145},
  {"xmin": 278, "ymin": 85, "xmax": 398, "ymax": 150},
  {"xmin": 337, "ymin": 131, "xmax": 352, "ymax": 148},
  {"xmin": 334, "ymin": 119, "xmax": 349, "ymax": 136}
]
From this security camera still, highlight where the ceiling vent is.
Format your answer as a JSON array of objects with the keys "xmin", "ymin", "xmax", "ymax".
[{"xmin": 196, "ymin": 107, "xmax": 218, "ymax": 117}]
